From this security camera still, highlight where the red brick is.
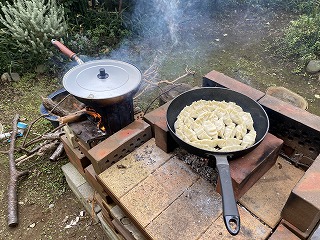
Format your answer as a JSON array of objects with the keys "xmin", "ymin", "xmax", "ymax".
[
  {"xmin": 84, "ymin": 164, "xmax": 113, "ymax": 204},
  {"xmin": 216, "ymin": 133, "xmax": 283, "ymax": 199},
  {"xmin": 154, "ymin": 119, "xmax": 177, "ymax": 153},
  {"xmin": 60, "ymin": 134, "xmax": 91, "ymax": 175},
  {"xmin": 143, "ymin": 101, "xmax": 171, "ymax": 135},
  {"xmin": 259, "ymin": 94, "xmax": 320, "ymax": 134},
  {"xmin": 269, "ymin": 221, "xmax": 300, "ymax": 240},
  {"xmin": 87, "ymin": 120, "xmax": 152, "ymax": 174},
  {"xmin": 202, "ymin": 70, "xmax": 265, "ymax": 101},
  {"xmin": 281, "ymin": 154, "xmax": 320, "ymax": 235}
]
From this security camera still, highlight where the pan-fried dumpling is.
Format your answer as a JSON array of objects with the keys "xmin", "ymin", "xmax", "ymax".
[
  {"xmin": 241, "ymin": 112, "xmax": 254, "ymax": 130},
  {"xmin": 225, "ymin": 138, "xmax": 242, "ymax": 147},
  {"xmin": 215, "ymin": 118, "xmax": 225, "ymax": 138},
  {"xmin": 174, "ymin": 99, "xmax": 256, "ymax": 152},
  {"xmin": 193, "ymin": 124, "xmax": 211, "ymax": 140},
  {"xmin": 224, "ymin": 123, "xmax": 236, "ymax": 139},
  {"xmin": 182, "ymin": 127, "xmax": 198, "ymax": 142},
  {"xmin": 241, "ymin": 130, "xmax": 257, "ymax": 148},
  {"xmin": 235, "ymin": 124, "xmax": 247, "ymax": 140},
  {"xmin": 203, "ymin": 120, "xmax": 218, "ymax": 139},
  {"xmin": 220, "ymin": 145, "xmax": 245, "ymax": 152},
  {"xmin": 229, "ymin": 109, "xmax": 244, "ymax": 125}
]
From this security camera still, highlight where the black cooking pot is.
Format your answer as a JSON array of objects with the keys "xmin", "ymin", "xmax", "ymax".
[
  {"xmin": 51, "ymin": 39, "xmax": 141, "ymax": 107},
  {"xmin": 166, "ymin": 87, "xmax": 269, "ymax": 235}
]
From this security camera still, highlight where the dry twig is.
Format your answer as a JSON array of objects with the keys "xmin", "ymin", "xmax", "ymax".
[{"xmin": 7, "ymin": 114, "xmax": 29, "ymax": 227}]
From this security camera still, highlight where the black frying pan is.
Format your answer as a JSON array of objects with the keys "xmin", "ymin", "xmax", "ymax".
[{"xmin": 166, "ymin": 87, "xmax": 269, "ymax": 235}]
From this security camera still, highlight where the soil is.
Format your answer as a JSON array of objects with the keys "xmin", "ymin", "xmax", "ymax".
[{"xmin": 0, "ymin": 4, "xmax": 319, "ymax": 240}]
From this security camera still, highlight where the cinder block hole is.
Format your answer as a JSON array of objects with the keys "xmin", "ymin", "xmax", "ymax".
[
  {"xmin": 113, "ymin": 154, "xmax": 118, "ymax": 158},
  {"xmin": 288, "ymin": 136, "xmax": 294, "ymax": 140},
  {"xmin": 289, "ymin": 126, "xmax": 297, "ymax": 131},
  {"xmin": 309, "ymin": 147, "xmax": 315, "ymax": 152},
  {"xmin": 298, "ymin": 141, "xmax": 305, "ymax": 146},
  {"xmin": 304, "ymin": 139, "xmax": 312, "ymax": 144},
  {"xmin": 111, "ymin": 161, "xmax": 116, "ymax": 164},
  {"xmin": 121, "ymin": 148, "xmax": 127, "ymax": 152},
  {"xmin": 105, "ymin": 159, "xmax": 110, "ymax": 163},
  {"xmin": 130, "ymin": 143, "xmax": 134, "ymax": 147},
  {"xmin": 137, "ymin": 138, "xmax": 141, "ymax": 142}
]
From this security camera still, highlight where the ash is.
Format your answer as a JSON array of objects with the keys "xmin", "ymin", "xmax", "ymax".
[{"xmin": 173, "ymin": 148, "xmax": 218, "ymax": 185}]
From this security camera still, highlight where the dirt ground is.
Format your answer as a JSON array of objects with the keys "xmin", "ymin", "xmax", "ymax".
[{"xmin": 0, "ymin": 77, "xmax": 107, "ymax": 240}]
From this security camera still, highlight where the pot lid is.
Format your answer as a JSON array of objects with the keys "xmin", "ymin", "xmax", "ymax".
[{"xmin": 63, "ymin": 60, "xmax": 141, "ymax": 100}]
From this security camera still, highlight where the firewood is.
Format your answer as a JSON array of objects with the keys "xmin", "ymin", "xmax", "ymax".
[
  {"xmin": 41, "ymin": 97, "xmax": 70, "ymax": 117},
  {"xmin": 7, "ymin": 114, "xmax": 29, "ymax": 227},
  {"xmin": 49, "ymin": 142, "xmax": 64, "ymax": 161}
]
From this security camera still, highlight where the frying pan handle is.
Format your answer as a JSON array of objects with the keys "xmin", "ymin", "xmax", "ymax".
[
  {"xmin": 51, "ymin": 39, "xmax": 84, "ymax": 65},
  {"xmin": 215, "ymin": 155, "xmax": 240, "ymax": 235}
]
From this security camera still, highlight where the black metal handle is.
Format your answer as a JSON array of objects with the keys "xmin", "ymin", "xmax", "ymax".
[{"xmin": 215, "ymin": 155, "xmax": 240, "ymax": 235}]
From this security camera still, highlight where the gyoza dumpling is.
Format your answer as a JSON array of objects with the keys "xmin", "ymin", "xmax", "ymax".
[
  {"xmin": 192, "ymin": 139, "xmax": 219, "ymax": 149},
  {"xmin": 225, "ymin": 138, "xmax": 242, "ymax": 147},
  {"xmin": 182, "ymin": 126, "xmax": 198, "ymax": 142},
  {"xmin": 194, "ymin": 111, "xmax": 212, "ymax": 124},
  {"xmin": 229, "ymin": 109, "xmax": 244, "ymax": 125},
  {"xmin": 224, "ymin": 123, "xmax": 236, "ymax": 139},
  {"xmin": 235, "ymin": 124, "xmax": 247, "ymax": 140},
  {"xmin": 203, "ymin": 120, "xmax": 218, "ymax": 139},
  {"xmin": 220, "ymin": 145, "xmax": 245, "ymax": 152},
  {"xmin": 226, "ymin": 102, "xmax": 243, "ymax": 113},
  {"xmin": 241, "ymin": 130, "xmax": 257, "ymax": 148},
  {"xmin": 193, "ymin": 124, "xmax": 211, "ymax": 140},
  {"xmin": 214, "ymin": 107, "xmax": 228, "ymax": 118},
  {"xmin": 174, "ymin": 118, "xmax": 184, "ymax": 130},
  {"xmin": 241, "ymin": 112, "xmax": 254, "ymax": 130},
  {"xmin": 214, "ymin": 118, "xmax": 225, "ymax": 138},
  {"xmin": 222, "ymin": 115, "xmax": 233, "ymax": 126},
  {"xmin": 183, "ymin": 117, "xmax": 195, "ymax": 128},
  {"xmin": 190, "ymin": 141, "xmax": 212, "ymax": 151}
]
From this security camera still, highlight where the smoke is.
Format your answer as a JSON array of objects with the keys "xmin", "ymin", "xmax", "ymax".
[{"xmin": 109, "ymin": 0, "xmax": 217, "ymax": 70}]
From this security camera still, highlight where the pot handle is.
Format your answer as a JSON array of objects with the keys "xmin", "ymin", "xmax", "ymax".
[
  {"xmin": 215, "ymin": 155, "xmax": 240, "ymax": 235},
  {"xmin": 51, "ymin": 39, "xmax": 84, "ymax": 65}
]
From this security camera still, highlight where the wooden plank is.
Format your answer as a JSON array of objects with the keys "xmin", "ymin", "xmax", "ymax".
[
  {"xmin": 146, "ymin": 178, "xmax": 222, "ymax": 240},
  {"xmin": 120, "ymin": 156, "xmax": 200, "ymax": 227},
  {"xmin": 97, "ymin": 138, "xmax": 172, "ymax": 200},
  {"xmin": 239, "ymin": 157, "xmax": 304, "ymax": 228}
]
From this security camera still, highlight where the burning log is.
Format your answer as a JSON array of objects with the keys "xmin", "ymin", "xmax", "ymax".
[{"xmin": 7, "ymin": 114, "xmax": 29, "ymax": 227}]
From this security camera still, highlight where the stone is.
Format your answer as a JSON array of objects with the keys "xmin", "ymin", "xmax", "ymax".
[
  {"xmin": 1, "ymin": 72, "xmax": 11, "ymax": 82},
  {"xmin": 10, "ymin": 72, "xmax": 20, "ymax": 82},
  {"xmin": 306, "ymin": 60, "xmax": 320, "ymax": 74}
]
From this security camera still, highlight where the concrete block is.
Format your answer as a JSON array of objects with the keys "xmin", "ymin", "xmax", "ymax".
[
  {"xmin": 87, "ymin": 120, "xmax": 152, "ymax": 174},
  {"xmin": 281, "ymin": 154, "xmax": 320, "ymax": 235},
  {"xmin": 97, "ymin": 212, "xmax": 121, "ymax": 240},
  {"xmin": 61, "ymin": 162, "xmax": 86, "ymax": 188},
  {"xmin": 202, "ymin": 70, "xmax": 265, "ymax": 100}
]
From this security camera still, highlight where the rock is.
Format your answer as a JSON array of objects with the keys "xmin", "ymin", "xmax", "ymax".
[
  {"xmin": 306, "ymin": 60, "xmax": 320, "ymax": 74},
  {"xmin": 10, "ymin": 72, "xmax": 20, "ymax": 81},
  {"xmin": 1, "ymin": 72, "xmax": 12, "ymax": 82}
]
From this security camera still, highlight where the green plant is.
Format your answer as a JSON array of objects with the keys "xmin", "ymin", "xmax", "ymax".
[
  {"xmin": 0, "ymin": 0, "xmax": 67, "ymax": 62},
  {"xmin": 281, "ymin": 13, "xmax": 320, "ymax": 64}
]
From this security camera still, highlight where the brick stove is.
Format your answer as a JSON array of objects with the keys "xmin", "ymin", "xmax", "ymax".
[{"xmin": 61, "ymin": 70, "xmax": 320, "ymax": 240}]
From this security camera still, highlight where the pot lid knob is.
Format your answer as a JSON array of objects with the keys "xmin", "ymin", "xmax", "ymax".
[{"xmin": 98, "ymin": 68, "xmax": 109, "ymax": 79}]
